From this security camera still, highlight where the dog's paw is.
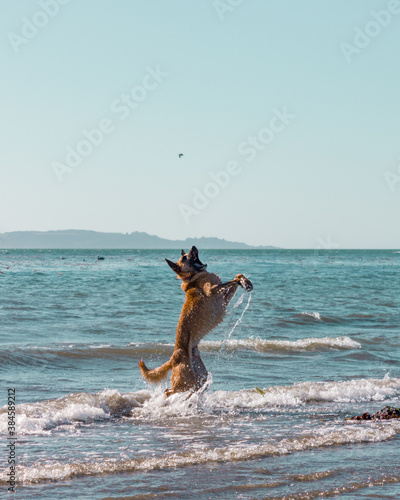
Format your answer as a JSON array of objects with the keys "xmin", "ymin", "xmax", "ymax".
[
  {"xmin": 236, "ymin": 274, "xmax": 253, "ymax": 292},
  {"xmin": 243, "ymin": 279, "xmax": 253, "ymax": 292}
]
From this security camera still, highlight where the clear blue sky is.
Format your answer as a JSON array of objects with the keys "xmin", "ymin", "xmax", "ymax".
[{"xmin": 1, "ymin": 0, "xmax": 399, "ymax": 248}]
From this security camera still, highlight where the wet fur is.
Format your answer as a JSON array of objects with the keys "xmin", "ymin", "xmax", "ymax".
[{"xmin": 139, "ymin": 247, "xmax": 252, "ymax": 397}]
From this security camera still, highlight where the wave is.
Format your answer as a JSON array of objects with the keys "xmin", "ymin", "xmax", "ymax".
[
  {"xmin": 299, "ymin": 311, "xmax": 321, "ymax": 320},
  {"xmin": 0, "ymin": 336, "xmax": 361, "ymax": 366},
  {"xmin": 277, "ymin": 311, "xmax": 381, "ymax": 326},
  {"xmin": 262, "ymin": 471, "xmax": 400, "ymax": 499},
  {"xmin": 201, "ymin": 336, "xmax": 361, "ymax": 352},
  {"xmin": 0, "ymin": 389, "xmax": 149, "ymax": 435},
  {"xmin": 1, "ymin": 376, "xmax": 399, "ymax": 436},
  {"xmin": 277, "ymin": 311, "xmax": 340, "ymax": 325},
  {"xmin": 0, "ymin": 344, "xmax": 174, "ymax": 365},
  {"xmin": 1, "ymin": 421, "xmax": 399, "ymax": 484},
  {"xmin": 134, "ymin": 376, "xmax": 400, "ymax": 420}
]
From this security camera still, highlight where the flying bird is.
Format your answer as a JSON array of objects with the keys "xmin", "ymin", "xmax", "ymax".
[{"xmin": 178, "ymin": 153, "xmax": 184, "ymax": 158}]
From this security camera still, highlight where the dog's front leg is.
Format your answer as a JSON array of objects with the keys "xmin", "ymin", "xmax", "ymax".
[
  {"xmin": 212, "ymin": 274, "xmax": 253, "ymax": 304},
  {"xmin": 219, "ymin": 280, "xmax": 240, "ymax": 303},
  {"xmin": 210, "ymin": 275, "xmax": 253, "ymax": 296}
]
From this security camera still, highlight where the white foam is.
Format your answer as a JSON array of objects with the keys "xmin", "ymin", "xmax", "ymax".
[
  {"xmin": 128, "ymin": 335, "xmax": 361, "ymax": 354},
  {"xmin": 131, "ymin": 376, "xmax": 400, "ymax": 420},
  {"xmin": 258, "ymin": 376, "xmax": 400, "ymax": 405},
  {"xmin": 201, "ymin": 336, "xmax": 361, "ymax": 352},
  {"xmin": 0, "ymin": 376, "xmax": 398, "ymax": 436},
  {"xmin": 0, "ymin": 389, "xmax": 148, "ymax": 436},
  {"xmin": 300, "ymin": 311, "xmax": 321, "ymax": 320}
]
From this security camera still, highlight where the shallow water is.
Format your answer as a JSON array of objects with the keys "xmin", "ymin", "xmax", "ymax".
[{"xmin": 0, "ymin": 249, "xmax": 399, "ymax": 498}]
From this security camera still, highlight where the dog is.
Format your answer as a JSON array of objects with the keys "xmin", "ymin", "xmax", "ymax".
[{"xmin": 138, "ymin": 246, "xmax": 253, "ymax": 397}]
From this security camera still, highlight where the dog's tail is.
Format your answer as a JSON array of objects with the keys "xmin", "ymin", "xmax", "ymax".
[
  {"xmin": 139, "ymin": 359, "xmax": 172, "ymax": 383},
  {"xmin": 139, "ymin": 350, "xmax": 184, "ymax": 383}
]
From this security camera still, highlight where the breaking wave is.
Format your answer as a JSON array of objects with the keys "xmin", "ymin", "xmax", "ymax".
[
  {"xmin": 0, "ymin": 335, "xmax": 361, "ymax": 366},
  {"xmin": 299, "ymin": 311, "xmax": 321, "ymax": 320},
  {"xmin": 1, "ymin": 376, "xmax": 398, "ymax": 436},
  {"xmin": 0, "ymin": 389, "xmax": 148, "ymax": 435},
  {"xmin": 201, "ymin": 336, "xmax": 361, "ymax": 352}
]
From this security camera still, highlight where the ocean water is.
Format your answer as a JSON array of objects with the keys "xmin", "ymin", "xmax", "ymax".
[{"xmin": 0, "ymin": 249, "xmax": 399, "ymax": 499}]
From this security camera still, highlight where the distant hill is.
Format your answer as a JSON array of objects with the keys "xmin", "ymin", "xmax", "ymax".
[{"xmin": 0, "ymin": 230, "xmax": 277, "ymax": 250}]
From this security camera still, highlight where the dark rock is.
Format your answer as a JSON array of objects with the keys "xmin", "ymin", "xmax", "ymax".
[{"xmin": 349, "ymin": 406, "xmax": 400, "ymax": 421}]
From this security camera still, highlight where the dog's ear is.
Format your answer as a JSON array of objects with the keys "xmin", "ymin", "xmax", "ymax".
[
  {"xmin": 189, "ymin": 246, "xmax": 198, "ymax": 258},
  {"xmin": 181, "ymin": 249, "xmax": 185, "ymax": 256},
  {"xmin": 165, "ymin": 258, "xmax": 180, "ymax": 274},
  {"xmin": 188, "ymin": 246, "xmax": 207, "ymax": 271}
]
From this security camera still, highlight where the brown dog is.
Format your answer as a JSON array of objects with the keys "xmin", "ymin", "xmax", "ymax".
[{"xmin": 139, "ymin": 246, "xmax": 253, "ymax": 396}]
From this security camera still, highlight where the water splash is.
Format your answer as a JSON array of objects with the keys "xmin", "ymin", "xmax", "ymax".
[{"xmin": 220, "ymin": 291, "xmax": 252, "ymax": 350}]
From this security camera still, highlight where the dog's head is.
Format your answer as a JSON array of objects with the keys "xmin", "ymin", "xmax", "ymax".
[{"xmin": 165, "ymin": 246, "xmax": 207, "ymax": 279}]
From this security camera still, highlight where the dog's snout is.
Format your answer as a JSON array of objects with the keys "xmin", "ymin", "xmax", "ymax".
[{"xmin": 165, "ymin": 258, "xmax": 180, "ymax": 273}]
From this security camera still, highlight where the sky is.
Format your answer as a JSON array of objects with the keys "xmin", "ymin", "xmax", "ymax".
[{"xmin": 1, "ymin": 0, "xmax": 399, "ymax": 248}]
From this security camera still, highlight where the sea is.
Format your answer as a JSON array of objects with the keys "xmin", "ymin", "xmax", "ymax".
[{"xmin": 0, "ymin": 249, "xmax": 399, "ymax": 499}]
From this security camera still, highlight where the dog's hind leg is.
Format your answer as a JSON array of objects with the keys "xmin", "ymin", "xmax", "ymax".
[
  {"xmin": 166, "ymin": 348, "xmax": 201, "ymax": 396},
  {"xmin": 191, "ymin": 346, "xmax": 208, "ymax": 386}
]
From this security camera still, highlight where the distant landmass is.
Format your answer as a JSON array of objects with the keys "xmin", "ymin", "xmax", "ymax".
[{"xmin": 0, "ymin": 230, "xmax": 276, "ymax": 250}]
